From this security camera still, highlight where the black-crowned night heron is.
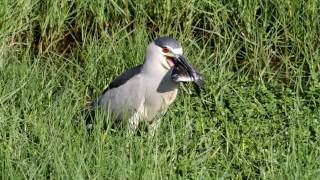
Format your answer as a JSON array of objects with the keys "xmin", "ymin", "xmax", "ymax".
[{"xmin": 89, "ymin": 36, "xmax": 203, "ymax": 132}]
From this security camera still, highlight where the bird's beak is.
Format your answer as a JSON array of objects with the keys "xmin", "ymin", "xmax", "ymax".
[{"xmin": 170, "ymin": 54, "xmax": 204, "ymax": 90}]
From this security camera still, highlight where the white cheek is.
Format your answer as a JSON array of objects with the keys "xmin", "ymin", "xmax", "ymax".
[
  {"xmin": 161, "ymin": 58, "xmax": 171, "ymax": 69},
  {"xmin": 172, "ymin": 48, "xmax": 183, "ymax": 55}
]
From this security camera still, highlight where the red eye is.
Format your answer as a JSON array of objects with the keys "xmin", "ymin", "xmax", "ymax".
[{"xmin": 162, "ymin": 47, "xmax": 170, "ymax": 53}]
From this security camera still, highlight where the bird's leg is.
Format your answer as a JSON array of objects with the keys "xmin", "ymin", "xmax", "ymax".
[
  {"xmin": 127, "ymin": 116, "xmax": 139, "ymax": 133},
  {"xmin": 126, "ymin": 108, "xmax": 143, "ymax": 135},
  {"xmin": 148, "ymin": 119, "xmax": 161, "ymax": 137}
]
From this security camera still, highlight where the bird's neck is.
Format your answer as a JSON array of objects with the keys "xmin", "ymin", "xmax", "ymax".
[
  {"xmin": 143, "ymin": 63, "xmax": 179, "ymax": 93},
  {"xmin": 142, "ymin": 51, "xmax": 179, "ymax": 91},
  {"xmin": 142, "ymin": 58, "xmax": 168, "ymax": 77}
]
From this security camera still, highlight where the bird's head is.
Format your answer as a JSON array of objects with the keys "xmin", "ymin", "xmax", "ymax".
[{"xmin": 144, "ymin": 36, "xmax": 203, "ymax": 89}]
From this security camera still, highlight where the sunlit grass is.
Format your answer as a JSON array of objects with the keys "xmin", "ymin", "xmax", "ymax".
[{"xmin": 0, "ymin": 0, "xmax": 319, "ymax": 179}]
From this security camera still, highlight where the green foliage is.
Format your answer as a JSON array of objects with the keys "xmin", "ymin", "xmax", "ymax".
[{"xmin": 0, "ymin": 0, "xmax": 319, "ymax": 179}]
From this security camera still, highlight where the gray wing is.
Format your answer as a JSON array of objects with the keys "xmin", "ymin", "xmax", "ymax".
[
  {"xmin": 86, "ymin": 65, "xmax": 143, "ymax": 127},
  {"xmin": 97, "ymin": 65, "xmax": 145, "ymax": 120},
  {"xmin": 101, "ymin": 65, "xmax": 143, "ymax": 93}
]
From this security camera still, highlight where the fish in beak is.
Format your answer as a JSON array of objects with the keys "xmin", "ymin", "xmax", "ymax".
[{"xmin": 170, "ymin": 54, "xmax": 204, "ymax": 92}]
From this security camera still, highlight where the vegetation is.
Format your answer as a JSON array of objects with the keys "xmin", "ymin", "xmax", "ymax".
[{"xmin": 0, "ymin": 0, "xmax": 319, "ymax": 178}]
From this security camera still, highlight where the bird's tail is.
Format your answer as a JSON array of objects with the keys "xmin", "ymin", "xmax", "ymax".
[
  {"xmin": 81, "ymin": 100, "xmax": 96, "ymax": 131},
  {"xmin": 76, "ymin": 86, "xmax": 97, "ymax": 131}
]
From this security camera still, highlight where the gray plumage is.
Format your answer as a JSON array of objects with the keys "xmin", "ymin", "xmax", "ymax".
[{"xmin": 99, "ymin": 65, "xmax": 143, "ymax": 97}]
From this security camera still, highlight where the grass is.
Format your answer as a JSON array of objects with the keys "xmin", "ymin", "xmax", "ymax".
[{"xmin": 0, "ymin": 0, "xmax": 319, "ymax": 179}]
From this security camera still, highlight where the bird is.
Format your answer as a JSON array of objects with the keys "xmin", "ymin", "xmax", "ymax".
[{"xmin": 88, "ymin": 36, "xmax": 203, "ymax": 133}]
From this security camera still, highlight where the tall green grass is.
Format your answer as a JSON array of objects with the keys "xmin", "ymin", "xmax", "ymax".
[{"xmin": 1, "ymin": 0, "xmax": 319, "ymax": 179}]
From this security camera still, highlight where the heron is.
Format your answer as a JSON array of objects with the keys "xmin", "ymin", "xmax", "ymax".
[{"xmin": 88, "ymin": 36, "xmax": 203, "ymax": 133}]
